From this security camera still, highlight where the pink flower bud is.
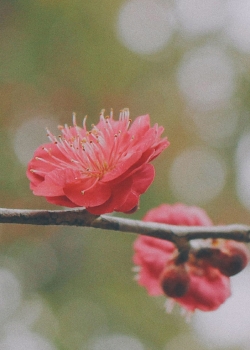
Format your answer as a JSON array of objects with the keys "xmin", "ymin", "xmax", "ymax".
[
  {"xmin": 195, "ymin": 242, "xmax": 250, "ymax": 277},
  {"xmin": 215, "ymin": 254, "xmax": 247, "ymax": 277},
  {"xmin": 215, "ymin": 241, "xmax": 249, "ymax": 277},
  {"xmin": 160, "ymin": 264, "xmax": 190, "ymax": 298}
]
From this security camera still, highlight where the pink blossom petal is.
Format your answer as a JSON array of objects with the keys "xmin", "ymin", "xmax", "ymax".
[
  {"xmin": 102, "ymin": 151, "xmax": 142, "ymax": 182},
  {"xmin": 33, "ymin": 180, "xmax": 65, "ymax": 197},
  {"xmin": 32, "ymin": 168, "xmax": 84, "ymax": 196},
  {"xmin": 103, "ymin": 153, "xmax": 155, "ymax": 188},
  {"xmin": 134, "ymin": 236, "xmax": 175, "ymax": 261},
  {"xmin": 64, "ymin": 181, "xmax": 111, "ymax": 207},
  {"xmin": 131, "ymin": 163, "xmax": 155, "ymax": 194},
  {"xmin": 28, "ymin": 143, "xmax": 71, "ymax": 174},
  {"xmin": 133, "ymin": 236, "xmax": 175, "ymax": 295},
  {"xmin": 46, "ymin": 195, "xmax": 78, "ymax": 207},
  {"xmin": 178, "ymin": 269, "xmax": 231, "ymax": 312},
  {"xmin": 129, "ymin": 117, "xmax": 169, "ymax": 160},
  {"xmin": 28, "ymin": 173, "xmax": 44, "ymax": 189},
  {"xmin": 150, "ymin": 138, "xmax": 170, "ymax": 162},
  {"xmin": 133, "ymin": 127, "xmax": 162, "ymax": 152},
  {"xmin": 129, "ymin": 114, "xmax": 151, "ymax": 135},
  {"xmin": 143, "ymin": 203, "xmax": 213, "ymax": 226},
  {"xmin": 118, "ymin": 192, "xmax": 139, "ymax": 213},
  {"xmin": 137, "ymin": 267, "xmax": 164, "ymax": 296},
  {"xmin": 86, "ymin": 177, "xmax": 133, "ymax": 215}
]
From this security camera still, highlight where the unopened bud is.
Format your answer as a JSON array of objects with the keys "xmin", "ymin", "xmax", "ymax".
[
  {"xmin": 194, "ymin": 247, "xmax": 220, "ymax": 260},
  {"xmin": 195, "ymin": 242, "xmax": 250, "ymax": 277},
  {"xmin": 217, "ymin": 241, "xmax": 250, "ymax": 276},
  {"xmin": 214, "ymin": 253, "xmax": 246, "ymax": 277},
  {"xmin": 160, "ymin": 265, "xmax": 190, "ymax": 298}
]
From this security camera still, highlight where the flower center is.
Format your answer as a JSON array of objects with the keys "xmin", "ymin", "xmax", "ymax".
[{"xmin": 35, "ymin": 110, "xmax": 132, "ymax": 180}]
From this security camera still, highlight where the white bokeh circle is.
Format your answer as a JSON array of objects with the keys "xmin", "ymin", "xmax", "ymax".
[
  {"xmin": 193, "ymin": 266, "xmax": 250, "ymax": 349},
  {"xmin": 177, "ymin": 45, "xmax": 235, "ymax": 111},
  {"xmin": 12, "ymin": 116, "xmax": 58, "ymax": 166},
  {"xmin": 116, "ymin": 0, "xmax": 175, "ymax": 55},
  {"xmin": 235, "ymin": 132, "xmax": 250, "ymax": 210},
  {"xmin": 225, "ymin": 0, "xmax": 250, "ymax": 53},
  {"xmin": 169, "ymin": 148, "xmax": 226, "ymax": 205},
  {"xmin": 0, "ymin": 269, "xmax": 21, "ymax": 324},
  {"xmin": 186, "ymin": 107, "xmax": 239, "ymax": 147},
  {"xmin": 175, "ymin": 0, "xmax": 227, "ymax": 37},
  {"xmin": 0, "ymin": 330, "xmax": 56, "ymax": 350},
  {"xmin": 88, "ymin": 334, "xmax": 144, "ymax": 350}
]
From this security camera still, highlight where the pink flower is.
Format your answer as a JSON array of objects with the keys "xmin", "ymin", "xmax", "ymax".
[
  {"xmin": 133, "ymin": 204, "xmax": 249, "ymax": 312},
  {"xmin": 27, "ymin": 110, "xmax": 169, "ymax": 215}
]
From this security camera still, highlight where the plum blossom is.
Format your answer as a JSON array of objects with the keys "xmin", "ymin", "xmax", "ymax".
[
  {"xmin": 27, "ymin": 110, "xmax": 169, "ymax": 215},
  {"xmin": 133, "ymin": 204, "xmax": 249, "ymax": 312}
]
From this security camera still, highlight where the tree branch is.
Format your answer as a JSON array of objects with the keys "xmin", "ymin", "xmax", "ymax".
[{"xmin": 0, "ymin": 207, "xmax": 250, "ymax": 243}]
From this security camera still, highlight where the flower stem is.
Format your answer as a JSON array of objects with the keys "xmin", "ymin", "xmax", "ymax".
[{"xmin": 0, "ymin": 207, "xmax": 249, "ymax": 243}]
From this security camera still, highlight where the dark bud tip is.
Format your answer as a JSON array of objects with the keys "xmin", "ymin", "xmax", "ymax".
[
  {"xmin": 160, "ymin": 265, "xmax": 190, "ymax": 298},
  {"xmin": 216, "ymin": 254, "xmax": 247, "ymax": 277},
  {"xmin": 195, "ymin": 242, "xmax": 249, "ymax": 277},
  {"xmin": 195, "ymin": 247, "xmax": 221, "ymax": 260}
]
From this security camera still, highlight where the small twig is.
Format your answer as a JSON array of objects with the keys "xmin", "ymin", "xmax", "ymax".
[{"xmin": 0, "ymin": 207, "xmax": 250, "ymax": 243}]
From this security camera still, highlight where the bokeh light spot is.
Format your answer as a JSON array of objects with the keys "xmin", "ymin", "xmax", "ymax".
[
  {"xmin": 88, "ymin": 334, "xmax": 145, "ymax": 350},
  {"xmin": 177, "ymin": 45, "xmax": 235, "ymax": 111},
  {"xmin": 193, "ymin": 266, "xmax": 250, "ymax": 349},
  {"xmin": 0, "ymin": 269, "xmax": 21, "ymax": 324},
  {"xmin": 225, "ymin": 0, "xmax": 250, "ymax": 53},
  {"xmin": 116, "ymin": 0, "xmax": 175, "ymax": 55},
  {"xmin": 235, "ymin": 132, "xmax": 250, "ymax": 211},
  {"xmin": 169, "ymin": 148, "xmax": 226, "ymax": 204},
  {"xmin": 12, "ymin": 116, "xmax": 58, "ymax": 166},
  {"xmin": 185, "ymin": 106, "xmax": 239, "ymax": 147},
  {"xmin": 0, "ymin": 330, "xmax": 56, "ymax": 350},
  {"xmin": 175, "ymin": 0, "xmax": 226, "ymax": 36}
]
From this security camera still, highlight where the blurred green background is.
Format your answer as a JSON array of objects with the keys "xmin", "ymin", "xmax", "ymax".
[{"xmin": 1, "ymin": 0, "xmax": 250, "ymax": 349}]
